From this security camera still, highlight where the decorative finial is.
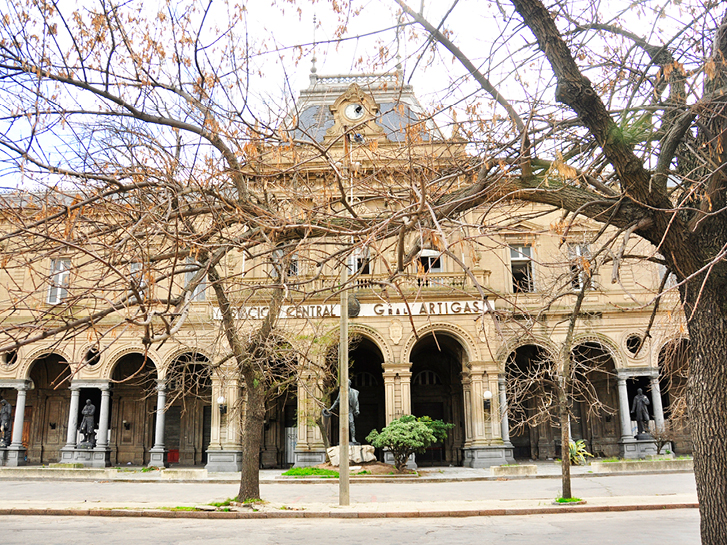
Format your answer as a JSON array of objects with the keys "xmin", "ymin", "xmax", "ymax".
[{"xmin": 310, "ymin": 14, "xmax": 318, "ymax": 84}]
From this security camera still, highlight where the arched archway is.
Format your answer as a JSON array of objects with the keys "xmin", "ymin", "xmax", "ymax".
[
  {"xmin": 505, "ymin": 344, "xmax": 557, "ymax": 460},
  {"xmin": 571, "ymin": 341, "xmax": 620, "ymax": 457},
  {"xmin": 325, "ymin": 334, "xmax": 385, "ymax": 451},
  {"xmin": 26, "ymin": 353, "xmax": 72, "ymax": 463},
  {"xmin": 164, "ymin": 352, "xmax": 211, "ymax": 466},
  {"xmin": 350, "ymin": 336, "xmax": 385, "ymax": 447},
  {"xmin": 260, "ymin": 342, "xmax": 299, "ymax": 469},
  {"xmin": 109, "ymin": 352, "xmax": 158, "ymax": 465},
  {"xmin": 410, "ymin": 332, "xmax": 465, "ymax": 466}
]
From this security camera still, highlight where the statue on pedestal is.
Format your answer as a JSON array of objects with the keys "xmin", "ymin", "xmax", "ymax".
[
  {"xmin": 0, "ymin": 399, "xmax": 11, "ymax": 447},
  {"xmin": 325, "ymin": 379, "xmax": 360, "ymax": 444},
  {"xmin": 631, "ymin": 388, "xmax": 651, "ymax": 438},
  {"xmin": 78, "ymin": 399, "xmax": 97, "ymax": 447}
]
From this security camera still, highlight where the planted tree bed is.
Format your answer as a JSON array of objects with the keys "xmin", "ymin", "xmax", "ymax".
[{"xmin": 280, "ymin": 461, "xmax": 416, "ymax": 478}]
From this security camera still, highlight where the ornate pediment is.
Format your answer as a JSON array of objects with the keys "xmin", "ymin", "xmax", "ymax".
[{"xmin": 325, "ymin": 83, "xmax": 386, "ymax": 143}]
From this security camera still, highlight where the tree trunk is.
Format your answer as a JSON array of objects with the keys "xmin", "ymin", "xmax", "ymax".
[
  {"xmin": 316, "ymin": 415, "xmax": 331, "ymax": 461},
  {"xmin": 685, "ymin": 285, "xmax": 727, "ymax": 545},
  {"xmin": 238, "ymin": 379, "xmax": 266, "ymax": 501},
  {"xmin": 559, "ymin": 395, "xmax": 572, "ymax": 500}
]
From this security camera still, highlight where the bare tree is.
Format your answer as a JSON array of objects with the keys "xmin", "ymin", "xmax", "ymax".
[
  {"xmin": 396, "ymin": 1, "xmax": 727, "ymax": 541},
  {"xmin": 0, "ymin": 0, "xmax": 490, "ymax": 500}
]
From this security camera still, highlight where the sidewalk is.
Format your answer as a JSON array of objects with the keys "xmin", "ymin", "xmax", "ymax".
[
  {"xmin": 0, "ymin": 462, "xmax": 698, "ymax": 520},
  {"xmin": 0, "ymin": 459, "xmax": 694, "ymax": 483}
]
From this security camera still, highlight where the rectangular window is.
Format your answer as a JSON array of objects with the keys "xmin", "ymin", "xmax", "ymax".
[
  {"xmin": 418, "ymin": 249, "xmax": 442, "ymax": 274},
  {"xmin": 271, "ymin": 248, "xmax": 298, "ymax": 278},
  {"xmin": 568, "ymin": 243, "xmax": 593, "ymax": 291},
  {"xmin": 353, "ymin": 248, "xmax": 371, "ymax": 275},
  {"xmin": 129, "ymin": 262, "xmax": 145, "ymax": 294},
  {"xmin": 510, "ymin": 245, "xmax": 534, "ymax": 293},
  {"xmin": 47, "ymin": 258, "xmax": 71, "ymax": 304},
  {"xmin": 185, "ymin": 258, "xmax": 206, "ymax": 302},
  {"xmin": 288, "ymin": 255, "xmax": 299, "ymax": 277}
]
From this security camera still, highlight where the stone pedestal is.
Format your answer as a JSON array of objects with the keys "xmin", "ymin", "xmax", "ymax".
[
  {"xmin": 205, "ymin": 450, "xmax": 243, "ymax": 472},
  {"xmin": 148, "ymin": 447, "xmax": 168, "ymax": 467},
  {"xmin": 463, "ymin": 444, "xmax": 514, "ymax": 468},
  {"xmin": 620, "ymin": 438, "xmax": 659, "ymax": 459},
  {"xmin": 327, "ymin": 445, "xmax": 376, "ymax": 466},
  {"xmin": 0, "ymin": 446, "xmax": 26, "ymax": 467},
  {"xmin": 59, "ymin": 446, "xmax": 110, "ymax": 468},
  {"xmin": 293, "ymin": 449, "xmax": 327, "ymax": 467}
]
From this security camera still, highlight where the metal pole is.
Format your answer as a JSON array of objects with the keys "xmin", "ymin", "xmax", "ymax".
[{"xmin": 339, "ymin": 258, "xmax": 350, "ymax": 506}]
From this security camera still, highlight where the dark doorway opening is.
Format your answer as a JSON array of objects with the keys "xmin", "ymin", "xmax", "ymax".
[{"xmin": 410, "ymin": 332, "xmax": 465, "ymax": 466}]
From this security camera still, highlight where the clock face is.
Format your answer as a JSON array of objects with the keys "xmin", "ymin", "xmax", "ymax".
[{"xmin": 344, "ymin": 103, "xmax": 366, "ymax": 120}]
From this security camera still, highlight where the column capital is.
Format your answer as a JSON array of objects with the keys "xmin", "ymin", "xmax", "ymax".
[
  {"xmin": 0, "ymin": 379, "xmax": 32, "ymax": 392},
  {"xmin": 382, "ymin": 362, "xmax": 411, "ymax": 376},
  {"xmin": 70, "ymin": 379, "xmax": 111, "ymax": 390},
  {"xmin": 156, "ymin": 380, "xmax": 167, "ymax": 392}
]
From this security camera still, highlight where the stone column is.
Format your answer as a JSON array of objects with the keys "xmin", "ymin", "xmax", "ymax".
[
  {"xmin": 650, "ymin": 375, "xmax": 665, "ymax": 432},
  {"xmin": 149, "ymin": 381, "xmax": 167, "ymax": 467},
  {"xmin": 206, "ymin": 373, "xmax": 244, "ymax": 472},
  {"xmin": 498, "ymin": 377, "xmax": 510, "ymax": 444},
  {"xmin": 153, "ymin": 382, "xmax": 167, "ymax": 449},
  {"xmin": 9, "ymin": 385, "xmax": 27, "ymax": 448},
  {"xmin": 400, "ymin": 368, "xmax": 412, "ymax": 419},
  {"xmin": 383, "ymin": 366, "xmax": 396, "ymax": 424},
  {"xmin": 464, "ymin": 363, "xmax": 488, "ymax": 444},
  {"xmin": 462, "ymin": 364, "xmax": 511, "ymax": 468},
  {"xmin": 5, "ymin": 384, "xmax": 28, "ymax": 466},
  {"xmin": 617, "ymin": 376, "xmax": 633, "ymax": 441},
  {"xmin": 209, "ymin": 378, "xmax": 223, "ymax": 450},
  {"xmin": 65, "ymin": 387, "xmax": 81, "ymax": 448},
  {"xmin": 488, "ymin": 374, "xmax": 502, "ymax": 440},
  {"xmin": 96, "ymin": 384, "xmax": 111, "ymax": 448},
  {"xmin": 382, "ymin": 363, "xmax": 412, "ymax": 424},
  {"xmin": 292, "ymin": 371, "xmax": 327, "ymax": 468}
]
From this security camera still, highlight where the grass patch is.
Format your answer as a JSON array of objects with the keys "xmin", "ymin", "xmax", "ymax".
[
  {"xmin": 281, "ymin": 467, "xmax": 340, "ymax": 478},
  {"xmin": 141, "ymin": 466, "xmax": 161, "ymax": 473},
  {"xmin": 556, "ymin": 497, "xmax": 583, "ymax": 503},
  {"xmin": 167, "ymin": 506, "xmax": 197, "ymax": 511},
  {"xmin": 209, "ymin": 498, "xmax": 233, "ymax": 507},
  {"xmin": 355, "ymin": 470, "xmax": 371, "ymax": 475}
]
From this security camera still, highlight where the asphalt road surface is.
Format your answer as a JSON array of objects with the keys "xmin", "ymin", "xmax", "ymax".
[{"xmin": 4, "ymin": 510, "xmax": 699, "ymax": 545}]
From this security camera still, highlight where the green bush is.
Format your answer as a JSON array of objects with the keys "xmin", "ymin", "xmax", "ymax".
[{"xmin": 366, "ymin": 415, "xmax": 453, "ymax": 472}]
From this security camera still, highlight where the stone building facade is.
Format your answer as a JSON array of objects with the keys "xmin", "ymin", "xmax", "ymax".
[{"xmin": 0, "ymin": 70, "xmax": 690, "ymax": 470}]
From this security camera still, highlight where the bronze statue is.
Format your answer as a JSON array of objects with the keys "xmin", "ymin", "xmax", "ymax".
[
  {"xmin": 631, "ymin": 388, "xmax": 651, "ymax": 437},
  {"xmin": 78, "ymin": 399, "xmax": 96, "ymax": 446},
  {"xmin": 327, "ymin": 379, "xmax": 361, "ymax": 444},
  {"xmin": 0, "ymin": 399, "xmax": 11, "ymax": 447}
]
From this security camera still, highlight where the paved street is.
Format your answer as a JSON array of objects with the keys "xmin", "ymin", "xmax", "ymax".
[
  {"xmin": 5, "ymin": 510, "xmax": 700, "ymax": 545},
  {"xmin": 0, "ymin": 472, "xmax": 697, "ymax": 509}
]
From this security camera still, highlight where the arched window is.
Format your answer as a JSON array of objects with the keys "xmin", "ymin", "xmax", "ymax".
[
  {"xmin": 352, "ymin": 372, "xmax": 379, "ymax": 388},
  {"xmin": 413, "ymin": 370, "xmax": 442, "ymax": 386}
]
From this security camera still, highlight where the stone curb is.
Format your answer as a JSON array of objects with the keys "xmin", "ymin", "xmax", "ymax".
[{"xmin": 0, "ymin": 503, "xmax": 699, "ymax": 520}]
